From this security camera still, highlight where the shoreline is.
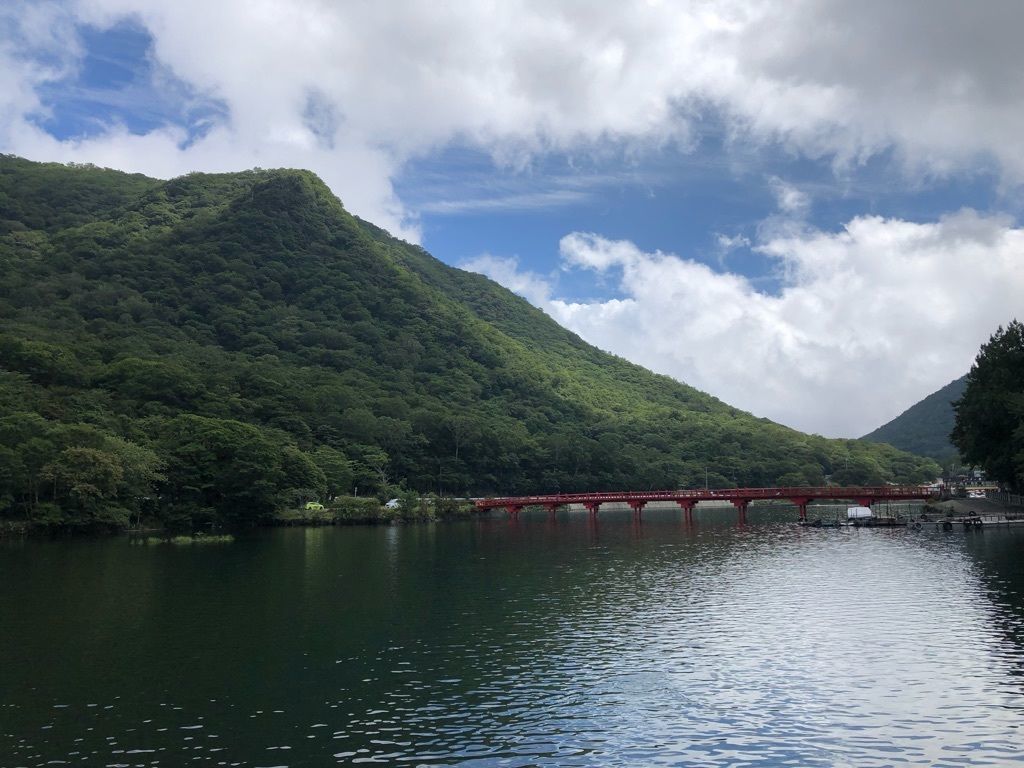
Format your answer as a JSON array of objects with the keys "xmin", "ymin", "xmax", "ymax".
[{"xmin": 0, "ymin": 509, "xmax": 484, "ymax": 539}]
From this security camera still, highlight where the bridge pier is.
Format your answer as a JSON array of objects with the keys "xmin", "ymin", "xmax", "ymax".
[
  {"xmin": 731, "ymin": 498, "xmax": 750, "ymax": 525},
  {"xmin": 627, "ymin": 500, "xmax": 646, "ymax": 521},
  {"xmin": 544, "ymin": 502, "xmax": 560, "ymax": 520},
  {"xmin": 676, "ymin": 499, "xmax": 696, "ymax": 524},
  {"xmin": 584, "ymin": 502, "xmax": 601, "ymax": 518},
  {"xmin": 789, "ymin": 496, "xmax": 812, "ymax": 521},
  {"xmin": 505, "ymin": 504, "xmax": 522, "ymax": 519}
]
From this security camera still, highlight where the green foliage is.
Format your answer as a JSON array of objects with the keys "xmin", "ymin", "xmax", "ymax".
[
  {"xmin": 329, "ymin": 496, "xmax": 386, "ymax": 522},
  {"xmin": 430, "ymin": 494, "xmax": 474, "ymax": 519},
  {"xmin": 310, "ymin": 446, "xmax": 354, "ymax": 500},
  {"xmin": 390, "ymin": 486, "xmax": 431, "ymax": 521},
  {"xmin": 157, "ymin": 414, "xmax": 315, "ymax": 526},
  {"xmin": 952, "ymin": 320, "xmax": 1024, "ymax": 490},
  {"xmin": 0, "ymin": 156, "xmax": 941, "ymax": 531},
  {"xmin": 0, "ymin": 411, "xmax": 163, "ymax": 529}
]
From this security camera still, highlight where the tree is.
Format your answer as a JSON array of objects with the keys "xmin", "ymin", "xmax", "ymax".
[
  {"xmin": 952, "ymin": 320, "xmax": 1024, "ymax": 490},
  {"xmin": 310, "ymin": 446, "xmax": 353, "ymax": 500},
  {"xmin": 351, "ymin": 447, "xmax": 390, "ymax": 493},
  {"xmin": 158, "ymin": 415, "xmax": 289, "ymax": 525},
  {"xmin": 280, "ymin": 445, "xmax": 326, "ymax": 505},
  {"xmin": 445, "ymin": 415, "xmax": 480, "ymax": 464},
  {"xmin": 41, "ymin": 447, "xmax": 124, "ymax": 524},
  {"xmin": 104, "ymin": 436, "xmax": 165, "ymax": 528},
  {"xmin": 0, "ymin": 413, "xmax": 57, "ymax": 517}
]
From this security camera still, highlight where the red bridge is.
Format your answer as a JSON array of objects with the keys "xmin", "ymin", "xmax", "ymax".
[{"xmin": 475, "ymin": 486, "xmax": 934, "ymax": 524}]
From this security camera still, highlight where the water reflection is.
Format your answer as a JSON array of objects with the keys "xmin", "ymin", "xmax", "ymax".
[{"xmin": 2, "ymin": 519, "xmax": 1024, "ymax": 766}]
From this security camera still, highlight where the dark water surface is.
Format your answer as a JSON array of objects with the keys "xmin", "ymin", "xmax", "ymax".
[{"xmin": 3, "ymin": 508, "xmax": 1024, "ymax": 767}]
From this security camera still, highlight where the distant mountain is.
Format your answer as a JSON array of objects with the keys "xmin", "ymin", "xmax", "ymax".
[
  {"xmin": 0, "ymin": 155, "xmax": 940, "ymax": 529},
  {"xmin": 861, "ymin": 375, "xmax": 966, "ymax": 464}
]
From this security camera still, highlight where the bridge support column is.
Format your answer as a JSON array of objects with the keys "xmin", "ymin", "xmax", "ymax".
[
  {"xmin": 790, "ymin": 497, "xmax": 812, "ymax": 521},
  {"xmin": 676, "ymin": 499, "xmax": 696, "ymax": 524},
  {"xmin": 544, "ymin": 503, "xmax": 560, "ymax": 520},
  {"xmin": 505, "ymin": 504, "xmax": 522, "ymax": 520},
  {"xmin": 628, "ymin": 500, "xmax": 646, "ymax": 521},
  {"xmin": 584, "ymin": 502, "xmax": 601, "ymax": 518},
  {"xmin": 731, "ymin": 499, "xmax": 750, "ymax": 525}
]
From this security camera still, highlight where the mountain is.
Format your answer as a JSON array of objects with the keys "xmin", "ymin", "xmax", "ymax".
[
  {"xmin": 0, "ymin": 155, "xmax": 940, "ymax": 529},
  {"xmin": 861, "ymin": 375, "xmax": 966, "ymax": 464}
]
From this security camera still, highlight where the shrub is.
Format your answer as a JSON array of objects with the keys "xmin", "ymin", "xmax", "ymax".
[{"xmin": 329, "ymin": 496, "xmax": 384, "ymax": 522}]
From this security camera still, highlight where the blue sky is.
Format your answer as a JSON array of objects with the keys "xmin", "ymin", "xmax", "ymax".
[
  {"xmin": 30, "ymin": 20, "xmax": 226, "ymax": 147},
  {"xmin": 3, "ymin": 1, "xmax": 1023, "ymax": 437},
  {"xmin": 399, "ymin": 143, "xmax": 1009, "ymax": 302}
]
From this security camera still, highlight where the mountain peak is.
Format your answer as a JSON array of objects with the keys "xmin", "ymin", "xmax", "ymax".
[{"xmin": 0, "ymin": 156, "xmax": 941, "ymax": 529}]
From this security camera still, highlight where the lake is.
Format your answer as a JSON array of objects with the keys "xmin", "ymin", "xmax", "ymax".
[{"xmin": 3, "ymin": 507, "xmax": 1024, "ymax": 766}]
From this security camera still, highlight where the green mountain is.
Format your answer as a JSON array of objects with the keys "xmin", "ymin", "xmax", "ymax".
[
  {"xmin": 861, "ymin": 375, "xmax": 966, "ymax": 464},
  {"xmin": 0, "ymin": 155, "xmax": 940, "ymax": 529}
]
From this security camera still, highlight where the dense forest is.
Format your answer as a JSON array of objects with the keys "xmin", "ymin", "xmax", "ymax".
[
  {"xmin": 862, "ymin": 375, "xmax": 966, "ymax": 465},
  {"xmin": 0, "ymin": 156, "xmax": 940, "ymax": 530}
]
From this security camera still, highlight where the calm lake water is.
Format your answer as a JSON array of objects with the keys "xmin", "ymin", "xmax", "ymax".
[{"xmin": 3, "ymin": 507, "xmax": 1024, "ymax": 767}]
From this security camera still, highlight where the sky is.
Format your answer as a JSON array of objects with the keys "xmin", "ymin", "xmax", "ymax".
[{"xmin": 2, "ymin": 0, "xmax": 1023, "ymax": 437}]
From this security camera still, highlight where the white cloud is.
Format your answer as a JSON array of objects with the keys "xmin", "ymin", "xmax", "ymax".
[
  {"xmin": 469, "ymin": 213, "xmax": 1024, "ymax": 437},
  {"xmin": 768, "ymin": 176, "xmax": 810, "ymax": 216},
  {"xmin": 716, "ymin": 233, "xmax": 751, "ymax": 251},
  {"xmin": 2, "ymin": 1, "xmax": 1024, "ymax": 238},
  {"xmin": 460, "ymin": 254, "xmax": 552, "ymax": 306},
  {"xmin": 418, "ymin": 189, "xmax": 589, "ymax": 215}
]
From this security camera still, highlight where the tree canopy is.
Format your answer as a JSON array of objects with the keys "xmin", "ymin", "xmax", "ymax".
[{"xmin": 952, "ymin": 320, "xmax": 1024, "ymax": 490}]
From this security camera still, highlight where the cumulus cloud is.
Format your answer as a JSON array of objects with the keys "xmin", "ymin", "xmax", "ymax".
[
  {"xmin": 460, "ymin": 254, "xmax": 552, "ymax": 306},
  {"xmin": 2, "ymin": 1, "xmax": 1024, "ymax": 236},
  {"xmin": 5, "ymin": 1, "xmax": 1024, "ymax": 435},
  {"xmin": 469, "ymin": 212, "xmax": 1024, "ymax": 437}
]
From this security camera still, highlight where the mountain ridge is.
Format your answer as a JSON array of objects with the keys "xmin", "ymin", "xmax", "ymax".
[
  {"xmin": 861, "ymin": 375, "xmax": 965, "ymax": 464},
  {"xmin": 0, "ymin": 155, "xmax": 940, "ymax": 528}
]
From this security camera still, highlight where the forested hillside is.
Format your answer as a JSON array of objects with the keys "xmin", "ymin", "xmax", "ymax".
[
  {"xmin": 862, "ymin": 376, "xmax": 966, "ymax": 465},
  {"xmin": 0, "ymin": 156, "xmax": 940, "ymax": 529}
]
